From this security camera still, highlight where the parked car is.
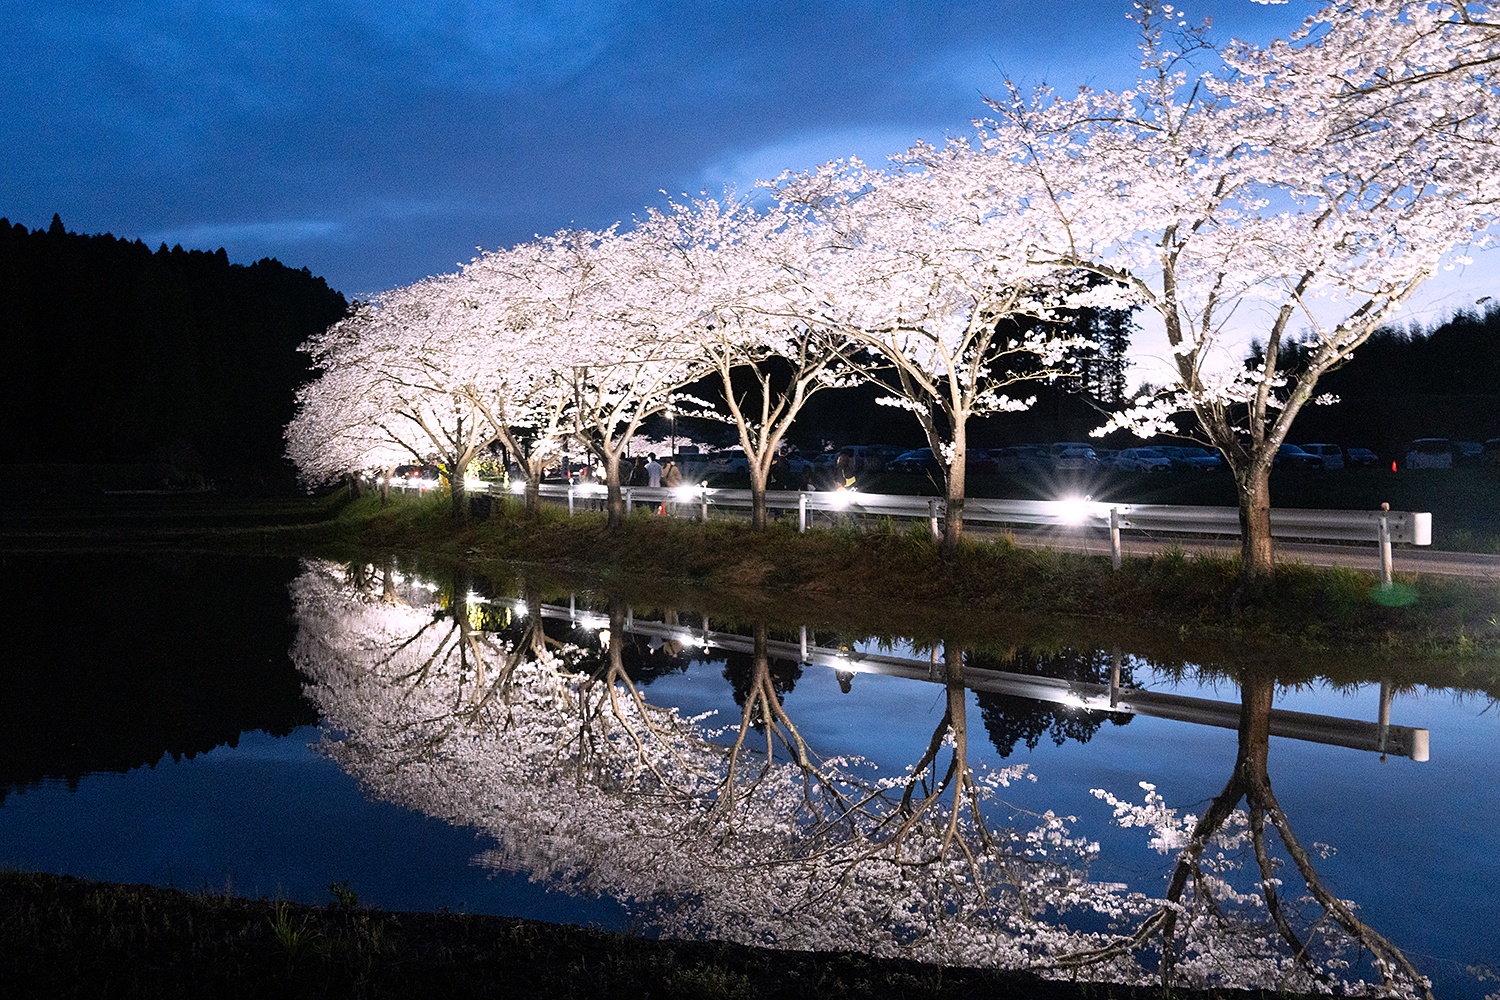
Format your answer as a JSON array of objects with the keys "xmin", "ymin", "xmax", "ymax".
[
  {"xmin": 1297, "ymin": 443, "xmax": 1344, "ymax": 470},
  {"xmin": 1048, "ymin": 442, "xmax": 1096, "ymax": 466},
  {"xmin": 1346, "ymin": 446, "xmax": 1381, "ymax": 469},
  {"xmin": 1484, "ymin": 439, "xmax": 1500, "ymax": 468},
  {"xmin": 834, "ymin": 445, "xmax": 890, "ymax": 475},
  {"xmin": 1405, "ymin": 438, "xmax": 1454, "ymax": 469},
  {"xmin": 1114, "ymin": 447, "xmax": 1173, "ymax": 473},
  {"xmin": 887, "ymin": 448, "xmax": 940, "ymax": 476},
  {"xmin": 1052, "ymin": 446, "xmax": 1100, "ymax": 470},
  {"xmin": 1156, "ymin": 446, "xmax": 1222, "ymax": 472},
  {"xmin": 1455, "ymin": 440, "xmax": 1485, "ymax": 467},
  {"xmin": 705, "ymin": 448, "xmax": 751, "ymax": 475},
  {"xmin": 995, "ymin": 444, "xmax": 1051, "ymax": 473},
  {"xmin": 1272, "ymin": 444, "xmax": 1324, "ymax": 470}
]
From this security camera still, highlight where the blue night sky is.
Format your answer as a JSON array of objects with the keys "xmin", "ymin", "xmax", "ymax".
[{"xmin": 5, "ymin": 0, "xmax": 1494, "ymax": 333}]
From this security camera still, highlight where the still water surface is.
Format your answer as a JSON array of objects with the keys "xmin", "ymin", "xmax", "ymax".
[{"xmin": 1, "ymin": 552, "xmax": 1495, "ymax": 996}]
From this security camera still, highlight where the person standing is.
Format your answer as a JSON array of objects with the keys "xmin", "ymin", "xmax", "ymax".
[
  {"xmin": 646, "ymin": 453, "xmax": 662, "ymax": 488},
  {"xmin": 661, "ymin": 457, "xmax": 682, "ymax": 516}
]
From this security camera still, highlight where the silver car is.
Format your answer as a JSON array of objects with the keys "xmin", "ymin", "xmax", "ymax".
[
  {"xmin": 1115, "ymin": 447, "xmax": 1173, "ymax": 473},
  {"xmin": 1405, "ymin": 438, "xmax": 1453, "ymax": 469},
  {"xmin": 1298, "ymin": 443, "xmax": 1344, "ymax": 470}
]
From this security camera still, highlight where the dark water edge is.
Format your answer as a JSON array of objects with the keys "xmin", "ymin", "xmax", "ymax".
[
  {"xmin": 0, "ymin": 551, "xmax": 315, "ymax": 802},
  {"xmin": 0, "ymin": 870, "xmax": 1296, "ymax": 1000}
]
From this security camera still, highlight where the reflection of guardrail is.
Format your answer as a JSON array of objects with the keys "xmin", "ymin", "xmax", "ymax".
[
  {"xmin": 483, "ymin": 481, "xmax": 1430, "ymax": 582},
  {"xmin": 524, "ymin": 599, "xmax": 1430, "ymax": 761}
]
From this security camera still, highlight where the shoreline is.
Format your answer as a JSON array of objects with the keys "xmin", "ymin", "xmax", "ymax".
[{"xmin": 0, "ymin": 870, "xmax": 1306, "ymax": 999}]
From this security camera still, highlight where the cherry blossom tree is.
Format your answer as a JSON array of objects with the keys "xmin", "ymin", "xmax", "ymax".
[
  {"xmin": 501, "ymin": 227, "xmax": 714, "ymax": 528},
  {"xmin": 284, "ymin": 299, "xmax": 411, "ymax": 498},
  {"xmin": 287, "ymin": 274, "xmax": 500, "ymax": 520},
  {"xmin": 915, "ymin": 0, "xmax": 1500, "ymax": 584},
  {"xmin": 457, "ymin": 244, "xmax": 582, "ymax": 514},
  {"xmin": 631, "ymin": 194, "xmax": 859, "ymax": 528},
  {"xmin": 771, "ymin": 159, "xmax": 1108, "ymax": 554}
]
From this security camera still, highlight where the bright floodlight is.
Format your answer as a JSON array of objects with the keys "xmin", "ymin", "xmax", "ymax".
[
  {"xmin": 1057, "ymin": 497, "xmax": 1091, "ymax": 524},
  {"xmin": 673, "ymin": 485, "xmax": 703, "ymax": 501},
  {"xmin": 827, "ymin": 490, "xmax": 859, "ymax": 510}
]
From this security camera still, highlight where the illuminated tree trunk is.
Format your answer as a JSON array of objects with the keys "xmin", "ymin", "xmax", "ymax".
[
  {"xmin": 943, "ymin": 439, "xmax": 967, "ymax": 557},
  {"xmin": 604, "ymin": 450, "xmax": 625, "ymax": 528},
  {"xmin": 1235, "ymin": 461, "xmax": 1275, "ymax": 587}
]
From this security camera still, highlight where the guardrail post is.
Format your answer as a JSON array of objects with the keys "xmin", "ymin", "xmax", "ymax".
[
  {"xmin": 1110, "ymin": 507, "xmax": 1122, "ymax": 570},
  {"xmin": 569, "ymin": 593, "xmax": 576, "ymax": 627},
  {"xmin": 1378, "ymin": 503, "xmax": 1393, "ymax": 587},
  {"xmin": 928, "ymin": 499, "xmax": 940, "ymax": 541},
  {"xmin": 799, "ymin": 492, "xmax": 807, "ymax": 533},
  {"xmin": 567, "ymin": 483, "xmax": 575, "ymax": 517},
  {"xmin": 1378, "ymin": 677, "xmax": 1392, "ymax": 758},
  {"xmin": 799, "ymin": 626, "xmax": 808, "ymax": 663},
  {"xmin": 1110, "ymin": 648, "xmax": 1122, "ymax": 708},
  {"xmin": 700, "ymin": 486, "xmax": 709, "ymax": 522},
  {"xmin": 625, "ymin": 487, "xmax": 634, "ymax": 514}
]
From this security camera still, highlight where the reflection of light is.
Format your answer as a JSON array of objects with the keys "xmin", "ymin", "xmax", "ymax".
[
  {"xmin": 1057, "ymin": 497, "xmax": 1091, "ymax": 524},
  {"xmin": 827, "ymin": 490, "xmax": 859, "ymax": 510},
  {"xmin": 512, "ymin": 600, "xmax": 529, "ymax": 616},
  {"xmin": 509, "ymin": 480, "xmax": 526, "ymax": 494},
  {"xmin": 673, "ymin": 485, "xmax": 705, "ymax": 501},
  {"xmin": 464, "ymin": 477, "xmax": 486, "ymax": 490},
  {"xmin": 577, "ymin": 613, "xmax": 609, "ymax": 631}
]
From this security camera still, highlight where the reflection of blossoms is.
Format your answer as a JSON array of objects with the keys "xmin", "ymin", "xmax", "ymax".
[{"xmin": 291, "ymin": 561, "xmax": 1420, "ymax": 994}]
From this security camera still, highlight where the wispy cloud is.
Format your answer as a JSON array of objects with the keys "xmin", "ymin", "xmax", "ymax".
[
  {"xmin": 145, "ymin": 219, "xmax": 344, "ymax": 249},
  {"xmin": 694, "ymin": 125, "xmax": 945, "ymax": 195}
]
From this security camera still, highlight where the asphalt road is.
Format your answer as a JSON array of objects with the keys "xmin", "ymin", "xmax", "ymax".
[{"xmin": 979, "ymin": 524, "xmax": 1500, "ymax": 580}]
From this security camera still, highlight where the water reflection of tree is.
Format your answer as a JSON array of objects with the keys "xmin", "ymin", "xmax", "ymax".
[
  {"xmin": 293, "ymin": 562, "xmax": 1429, "ymax": 994},
  {"xmin": 1060, "ymin": 669, "xmax": 1431, "ymax": 999},
  {"xmin": 722, "ymin": 637, "xmax": 803, "ymax": 721},
  {"xmin": 972, "ymin": 647, "xmax": 1134, "ymax": 758}
]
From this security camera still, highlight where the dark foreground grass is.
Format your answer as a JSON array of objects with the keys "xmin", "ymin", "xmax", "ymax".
[
  {"xmin": 319, "ymin": 491, "xmax": 1500, "ymax": 666},
  {"xmin": 0, "ymin": 871, "xmax": 1304, "ymax": 1000}
]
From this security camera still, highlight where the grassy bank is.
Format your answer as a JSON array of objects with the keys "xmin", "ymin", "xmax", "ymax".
[
  {"xmin": 317, "ymin": 491, "xmax": 1500, "ymax": 667},
  {"xmin": 0, "ymin": 870, "xmax": 1303, "ymax": 1000}
]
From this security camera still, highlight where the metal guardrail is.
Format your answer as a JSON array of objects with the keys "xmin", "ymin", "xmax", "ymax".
[
  {"xmin": 521, "ymin": 599, "xmax": 1429, "ymax": 761},
  {"xmin": 470, "ymin": 480, "xmax": 1430, "ymax": 583}
]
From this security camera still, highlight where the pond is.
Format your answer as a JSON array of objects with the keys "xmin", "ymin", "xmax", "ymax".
[{"xmin": 1, "ymin": 551, "xmax": 1496, "ymax": 997}]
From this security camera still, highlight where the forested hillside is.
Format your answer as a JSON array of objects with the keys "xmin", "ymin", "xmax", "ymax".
[
  {"xmin": 1256, "ymin": 305, "xmax": 1500, "ymax": 456},
  {"xmin": 2, "ymin": 215, "xmax": 347, "ymax": 487}
]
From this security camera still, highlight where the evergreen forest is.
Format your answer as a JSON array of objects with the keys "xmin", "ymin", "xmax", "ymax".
[
  {"xmin": 2, "ymin": 215, "xmax": 348, "ymax": 489},
  {"xmin": 1250, "ymin": 304, "xmax": 1500, "ymax": 457}
]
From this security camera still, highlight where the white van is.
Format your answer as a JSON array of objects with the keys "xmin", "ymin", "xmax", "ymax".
[
  {"xmin": 1298, "ymin": 443, "xmax": 1344, "ymax": 470},
  {"xmin": 1404, "ymin": 438, "xmax": 1453, "ymax": 469}
]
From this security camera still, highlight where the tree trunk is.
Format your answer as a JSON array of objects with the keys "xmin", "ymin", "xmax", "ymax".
[
  {"xmin": 444, "ymin": 466, "xmax": 468, "ymax": 523},
  {"xmin": 942, "ymin": 441, "xmax": 967, "ymax": 557},
  {"xmin": 750, "ymin": 464, "xmax": 769, "ymax": 530},
  {"xmin": 524, "ymin": 472, "xmax": 541, "ymax": 514},
  {"xmin": 605, "ymin": 451, "xmax": 625, "ymax": 528},
  {"xmin": 1235, "ymin": 461, "xmax": 1274, "ymax": 586}
]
